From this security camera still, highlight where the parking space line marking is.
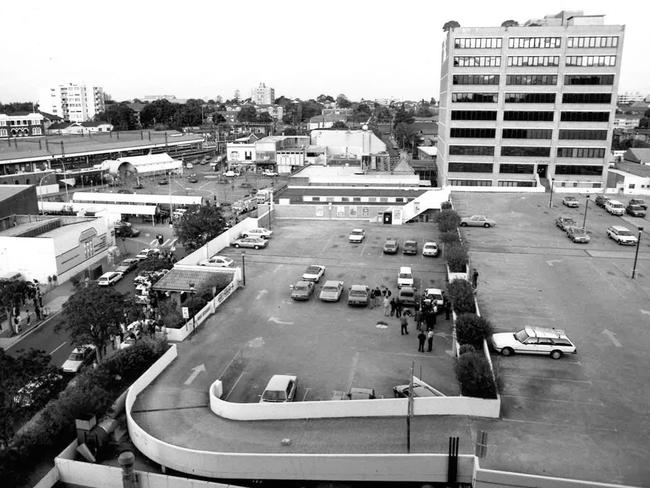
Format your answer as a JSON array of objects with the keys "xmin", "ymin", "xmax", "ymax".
[
  {"xmin": 301, "ymin": 388, "xmax": 312, "ymax": 402},
  {"xmin": 49, "ymin": 341, "xmax": 67, "ymax": 355},
  {"xmin": 500, "ymin": 373, "xmax": 592, "ymax": 385},
  {"xmin": 501, "ymin": 417, "xmax": 617, "ymax": 433},
  {"xmin": 224, "ymin": 372, "xmax": 245, "ymax": 401},
  {"xmin": 500, "ymin": 394, "xmax": 605, "ymax": 407},
  {"xmin": 345, "ymin": 351, "xmax": 360, "ymax": 392}
]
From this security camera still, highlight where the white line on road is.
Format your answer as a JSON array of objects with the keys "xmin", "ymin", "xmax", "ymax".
[
  {"xmin": 602, "ymin": 329, "xmax": 622, "ymax": 347},
  {"xmin": 225, "ymin": 372, "xmax": 245, "ymax": 401},
  {"xmin": 501, "ymin": 416, "xmax": 617, "ymax": 433},
  {"xmin": 345, "ymin": 351, "xmax": 360, "ymax": 392},
  {"xmin": 49, "ymin": 341, "xmax": 67, "ymax": 355},
  {"xmin": 500, "ymin": 393, "xmax": 605, "ymax": 407},
  {"xmin": 149, "ymin": 239, "xmax": 158, "ymax": 246},
  {"xmin": 641, "ymin": 309, "xmax": 650, "ymax": 315},
  {"xmin": 500, "ymin": 373, "xmax": 592, "ymax": 385},
  {"xmin": 301, "ymin": 388, "xmax": 312, "ymax": 402}
]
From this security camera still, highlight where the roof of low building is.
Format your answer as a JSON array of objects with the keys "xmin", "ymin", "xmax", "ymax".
[
  {"xmin": 624, "ymin": 148, "xmax": 650, "ymax": 162},
  {"xmin": 614, "ymin": 161, "xmax": 650, "ymax": 178},
  {"xmin": 152, "ymin": 267, "xmax": 233, "ymax": 293},
  {"xmin": 81, "ymin": 121, "xmax": 112, "ymax": 127},
  {"xmin": 0, "ymin": 185, "xmax": 34, "ymax": 202}
]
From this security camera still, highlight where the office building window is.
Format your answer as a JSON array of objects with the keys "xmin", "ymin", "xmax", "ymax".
[
  {"xmin": 555, "ymin": 165, "xmax": 603, "ymax": 175},
  {"xmin": 454, "ymin": 38, "xmax": 502, "ymax": 49},
  {"xmin": 564, "ymin": 74, "xmax": 614, "ymax": 85},
  {"xmin": 567, "ymin": 36, "xmax": 619, "ymax": 48},
  {"xmin": 448, "ymin": 162, "xmax": 494, "ymax": 172},
  {"xmin": 558, "ymin": 129, "xmax": 607, "ymax": 140},
  {"xmin": 507, "ymin": 56, "xmax": 559, "ymax": 67},
  {"xmin": 498, "ymin": 180, "xmax": 536, "ymax": 187},
  {"xmin": 501, "ymin": 146, "xmax": 550, "ymax": 157},
  {"xmin": 453, "ymin": 74, "xmax": 500, "ymax": 85},
  {"xmin": 506, "ymin": 74, "xmax": 557, "ymax": 85},
  {"xmin": 505, "ymin": 93, "xmax": 556, "ymax": 103},
  {"xmin": 562, "ymin": 93, "xmax": 612, "ymax": 104},
  {"xmin": 508, "ymin": 37, "xmax": 561, "ymax": 49},
  {"xmin": 454, "ymin": 56, "xmax": 501, "ymax": 67},
  {"xmin": 561, "ymin": 112, "xmax": 609, "ymax": 122},
  {"xmin": 566, "ymin": 56, "xmax": 616, "ymax": 67},
  {"xmin": 502, "ymin": 128, "xmax": 552, "ymax": 139},
  {"xmin": 450, "ymin": 128, "xmax": 496, "ymax": 138},
  {"xmin": 499, "ymin": 164, "xmax": 535, "ymax": 174},
  {"xmin": 449, "ymin": 145, "xmax": 495, "ymax": 156},
  {"xmin": 452, "ymin": 93, "xmax": 498, "ymax": 103},
  {"xmin": 448, "ymin": 179, "xmax": 493, "ymax": 186},
  {"xmin": 557, "ymin": 147, "xmax": 606, "ymax": 158},
  {"xmin": 504, "ymin": 111, "xmax": 554, "ymax": 121},
  {"xmin": 451, "ymin": 110, "xmax": 497, "ymax": 120}
]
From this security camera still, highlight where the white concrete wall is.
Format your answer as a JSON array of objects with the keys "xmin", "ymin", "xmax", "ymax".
[
  {"xmin": 474, "ymin": 465, "xmax": 638, "ymax": 488},
  {"xmin": 0, "ymin": 236, "xmax": 57, "ymax": 282},
  {"xmin": 401, "ymin": 187, "xmax": 451, "ymax": 222}
]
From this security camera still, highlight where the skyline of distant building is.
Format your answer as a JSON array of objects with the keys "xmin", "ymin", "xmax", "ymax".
[
  {"xmin": 38, "ymin": 83, "xmax": 105, "ymax": 123},
  {"xmin": 251, "ymin": 83, "xmax": 275, "ymax": 105}
]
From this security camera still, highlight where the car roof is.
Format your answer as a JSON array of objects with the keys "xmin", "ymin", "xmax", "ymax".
[
  {"xmin": 610, "ymin": 225, "xmax": 630, "ymax": 231},
  {"xmin": 425, "ymin": 287, "xmax": 443, "ymax": 294},
  {"xmin": 350, "ymin": 284, "xmax": 368, "ymax": 291},
  {"xmin": 322, "ymin": 280, "xmax": 341, "ymax": 286},
  {"xmin": 525, "ymin": 326, "xmax": 569, "ymax": 339},
  {"xmin": 265, "ymin": 374, "xmax": 296, "ymax": 389},
  {"xmin": 399, "ymin": 266, "xmax": 412, "ymax": 273},
  {"xmin": 423, "ymin": 241, "xmax": 437, "ymax": 246}
]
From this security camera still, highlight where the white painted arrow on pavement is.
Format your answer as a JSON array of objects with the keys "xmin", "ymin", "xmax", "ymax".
[
  {"xmin": 184, "ymin": 364, "xmax": 206, "ymax": 385},
  {"xmin": 602, "ymin": 329, "xmax": 621, "ymax": 347},
  {"xmin": 641, "ymin": 309, "xmax": 650, "ymax": 316},
  {"xmin": 546, "ymin": 259, "xmax": 562, "ymax": 267},
  {"xmin": 256, "ymin": 289, "xmax": 268, "ymax": 300},
  {"xmin": 268, "ymin": 316, "xmax": 294, "ymax": 325}
]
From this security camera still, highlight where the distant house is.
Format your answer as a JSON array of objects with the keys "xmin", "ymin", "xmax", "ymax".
[
  {"xmin": 608, "ymin": 161, "xmax": 650, "ymax": 195},
  {"xmin": 308, "ymin": 114, "xmax": 349, "ymax": 130},
  {"xmin": 623, "ymin": 148, "xmax": 650, "ymax": 165},
  {"xmin": 0, "ymin": 112, "xmax": 45, "ymax": 138},
  {"xmin": 614, "ymin": 113, "xmax": 641, "ymax": 130},
  {"xmin": 48, "ymin": 121, "xmax": 113, "ymax": 135}
]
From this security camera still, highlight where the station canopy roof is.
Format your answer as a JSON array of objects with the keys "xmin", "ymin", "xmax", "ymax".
[{"xmin": 101, "ymin": 153, "xmax": 182, "ymax": 176}]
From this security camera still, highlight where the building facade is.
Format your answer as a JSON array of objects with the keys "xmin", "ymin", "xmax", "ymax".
[
  {"xmin": 437, "ymin": 11, "xmax": 624, "ymax": 192},
  {"xmin": 0, "ymin": 113, "xmax": 44, "ymax": 138},
  {"xmin": 39, "ymin": 83, "xmax": 106, "ymax": 122},
  {"xmin": 251, "ymin": 83, "xmax": 275, "ymax": 106}
]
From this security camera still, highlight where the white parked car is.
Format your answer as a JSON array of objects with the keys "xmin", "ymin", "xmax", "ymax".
[
  {"xmin": 223, "ymin": 170, "xmax": 240, "ymax": 177},
  {"xmin": 348, "ymin": 228, "xmax": 365, "ymax": 243},
  {"xmin": 199, "ymin": 255, "xmax": 234, "ymax": 267},
  {"xmin": 460, "ymin": 215, "xmax": 496, "ymax": 228},
  {"xmin": 262, "ymin": 170, "xmax": 279, "ymax": 177},
  {"xmin": 607, "ymin": 225, "xmax": 638, "ymax": 245},
  {"xmin": 241, "ymin": 227, "xmax": 273, "ymax": 239},
  {"xmin": 422, "ymin": 241, "xmax": 439, "ymax": 257},
  {"xmin": 97, "ymin": 271, "xmax": 122, "ymax": 286},
  {"xmin": 319, "ymin": 280, "xmax": 344, "ymax": 302},
  {"xmin": 62, "ymin": 344, "xmax": 96, "ymax": 374},
  {"xmin": 423, "ymin": 288, "xmax": 444, "ymax": 308},
  {"xmin": 302, "ymin": 265, "xmax": 326, "ymax": 282},
  {"xmin": 491, "ymin": 326, "xmax": 577, "ymax": 360}
]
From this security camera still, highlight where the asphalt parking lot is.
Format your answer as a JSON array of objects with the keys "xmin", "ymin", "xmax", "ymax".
[{"xmin": 453, "ymin": 191, "xmax": 650, "ymax": 485}]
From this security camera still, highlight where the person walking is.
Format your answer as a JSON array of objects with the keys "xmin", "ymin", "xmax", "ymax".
[
  {"xmin": 427, "ymin": 328, "xmax": 434, "ymax": 352},
  {"xmin": 444, "ymin": 298, "xmax": 451, "ymax": 320},
  {"xmin": 390, "ymin": 297, "xmax": 396, "ymax": 317},
  {"xmin": 472, "ymin": 268, "xmax": 479, "ymax": 289},
  {"xmin": 383, "ymin": 295, "xmax": 390, "ymax": 316},
  {"xmin": 396, "ymin": 300, "xmax": 403, "ymax": 318},
  {"xmin": 414, "ymin": 309, "xmax": 422, "ymax": 330},
  {"xmin": 368, "ymin": 288, "xmax": 376, "ymax": 309},
  {"xmin": 400, "ymin": 315, "xmax": 409, "ymax": 335},
  {"xmin": 374, "ymin": 286, "xmax": 382, "ymax": 307},
  {"xmin": 418, "ymin": 330, "xmax": 426, "ymax": 352}
]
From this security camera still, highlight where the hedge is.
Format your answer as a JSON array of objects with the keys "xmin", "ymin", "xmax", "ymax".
[
  {"xmin": 439, "ymin": 230, "xmax": 461, "ymax": 246},
  {"xmin": 437, "ymin": 209, "xmax": 460, "ymax": 233},
  {"xmin": 447, "ymin": 279, "xmax": 476, "ymax": 314},
  {"xmin": 455, "ymin": 313, "xmax": 493, "ymax": 349},
  {"xmin": 446, "ymin": 243, "xmax": 468, "ymax": 272},
  {"xmin": 455, "ymin": 351, "xmax": 497, "ymax": 399}
]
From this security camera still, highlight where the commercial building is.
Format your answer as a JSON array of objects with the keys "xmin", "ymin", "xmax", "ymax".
[
  {"xmin": 0, "ymin": 113, "xmax": 44, "ymax": 138},
  {"xmin": 251, "ymin": 82, "xmax": 275, "ymax": 106},
  {"xmin": 39, "ymin": 83, "xmax": 106, "ymax": 122},
  {"xmin": 437, "ymin": 11, "xmax": 624, "ymax": 192}
]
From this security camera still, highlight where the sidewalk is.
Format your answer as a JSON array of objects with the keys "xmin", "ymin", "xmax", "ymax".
[{"xmin": 0, "ymin": 280, "xmax": 76, "ymax": 350}]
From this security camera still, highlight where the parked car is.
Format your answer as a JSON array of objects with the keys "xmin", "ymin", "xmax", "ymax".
[
  {"xmin": 490, "ymin": 326, "xmax": 577, "ymax": 359},
  {"xmin": 403, "ymin": 240, "xmax": 418, "ymax": 255},
  {"xmin": 319, "ymin": 280, "xmax": 344, "ymax": 302},
  {"xmin": 562, "ymin": 196, "xmax": 580, "ymax": 208},
  {"xmin": 393, "ymin": 382, "xmax": 442, "ymax": 398},
  {"xmin": 188, "ymin": 175, "xmax": 199, "ymax": 183},
  {"xmin": 231, "ymin": 236, "xmax": 268, "ymax": 249},
  {"xmin": 566, "ymin": 227, "xmax": 590, "ymax": 243},
  {"xmin": 97, "ymin": 271, "xmax": 122, "ymax": 286},
  {"xmin": 13, "ymin": 372, "xmax": 66, "ymax": 408},
  {"xmin": 397, "ymin": 286, "xmax": 418, "ymax": 307},
  {"xmin": 628, "ymin": 198, "xmax": 647, "ymax": 210},
  {"xmin": 199, "ymin": 255, "xmax": 234, "ymax": 267},
  {"xmin": 133, "ymin": 183, "xmax": 144, "ymax": 190},
  {"xmin": 607, "ymin": 225, "xmax": 638, "ymax": 245},
  {"xmin": 594, "ymin": 195, "xmax": 610, "ymax": 208},
  {"xmin": 241, "ymin": 227, "xmax": 273, "ymax": 239},
  {"xmin": 460, "ymin": 215, "xmax": 496, "ymax": 228},
  {"xmin": 62, "ymin": 344, "xmax": 96, "ymax": 374},
  {"xmin": 260, "ymin": 375, "xmax": 297, "ymax": 403},
  {"xmin": 223, "ymin": 170, "xmax": 240, "ymax": 177},
  {"xmin": 605, "ymin": 199, "xmax": 625, "ymax": 216},
  {"xmin": 347, "ymin": 285, "xmax": 370, "ymax": 306},
  {"xmin": 115, "ymin": 226, "xmax": 140, "ymax": 238},
  {"xmin": 262, "ymin": 170, "xmax": 279, "ymax": 177},
  {"xmin": 555, "ymin": 216, "xmax": 577, "ymax": 232},
  {"xmin": 422, "ymin": 241, "xmax": 439, "ymax": 257},
  {"xmin": 383, "ymin": 238, "xmax": 399, "ymax": 254},
  {"xmin": 347, "ymin": 387, "xmax": 376, "ymax": 400},
  {"xmin": 135, "ymin": 248, "xmax": 162, "ymax": 261},
  {"xmin": 157, "ymin": 179, "xmax": 168, "ymax": 185},
  {"xmin": 626, "ymin": 204, "xmax": 647, "ymax": 218},
  {"xmin": 397, "ymin": 266, "xmax": 414, "ymax": 288},
  {"xmin": 302, "ymin": 265, "xmax": 326, "ymax": 282},
  {"xmin": 186, "ymin": 162, "xmax": 194, "ymax": 169},
  {"xmin": 423, "ymin": 288, "xmax": 444, "ymax": 309},
  {"xmin": 290, "ymin": 280, "xmax": 315, "ymax": 301},
  {"xmin": 348, "ymin": 228, "xmax": 365, "ymax": 243},
  {"xmin": 115, "ymin": 258, "xmax": 139, "ymax": 274}
]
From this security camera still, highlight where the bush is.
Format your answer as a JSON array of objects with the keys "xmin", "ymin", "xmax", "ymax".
[
  {"xmin": 455, "ymin": 351, "xmax": 497, "ymax": 398},
  {"xmin": 437, "ymin": 209, "xmax": 460, "ymax": 233},
  {"xmin": 446, "ymin": 243, "xmax": 468, "ymax": 272},
  {"xmin": 458, "ymin": 344, "xmax": 476, "ymax": 355},
  {"xmin": 455, "ymin": 313, "xmax": 493, "ymax": 348},
  {"xmin": 447, "ymin": 279, "xmax": 476, "ymax": 314},
  {"xmin": 441, "ymin": 201, "xmax": 453, "ymax": 210},
  {"xmin": 439, "ymin": 230, "xmax": 460, "ymax": 246}
]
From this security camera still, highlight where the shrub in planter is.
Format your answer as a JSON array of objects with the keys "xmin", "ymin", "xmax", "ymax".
[
  {"xmin": 441, "ymin": 201, "xmax": 452, "ymax": 210},
  {"xmin": 458, "ymin": 344, "xmax": 476, "ymax": 355},
  {"xmin": 456, "ymin": 313, "xmax": 493, "ymax": 349},
  {"xmin": 455, "ymin": 351, "xmax": 497, "ymax": 398},
  {"xmin": 446, "ymin": 243, "xmax": 468, "ymax": 273},
  {"xmin": 437, "ymin": 209, "xmax": 460, "ymax": 233},
  {"xmin": 439, "ymin": 230, "xmax": 460, "ymax": 246},
  {"xmin": 447, "ymin": 279, "xmax": 476, "ymax": 314}
]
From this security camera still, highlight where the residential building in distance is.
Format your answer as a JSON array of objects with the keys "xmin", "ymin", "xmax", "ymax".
[
  {"xmin": 617, "ymin": 91, "xmax": 647, "ymax": 104},
  {"xmin": 38, "ymin": 83, "xmax": 106, "ymax": 122},
  {"xmin": 613, "ymin": 113, "xmax": 641, "ymax": 130},
  {"xmin": 0, "ymin": 113, "xmax": 44, "ymax": 138},
  {"xmin": 251, "ymin": 83, "xmax": 275, "ymax": 105},
  {"xmin": 46, "ymin": 121, "xmax": 114, "ymax": 136},
  {"xmin": 437, "ymin": 11, "xmax": 624, "ymax": 192}
]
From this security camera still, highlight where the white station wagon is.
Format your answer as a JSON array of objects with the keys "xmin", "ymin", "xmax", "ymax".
[{"xmin": 491, "ymin": 326, "xmax": 577, "ymax": 360}]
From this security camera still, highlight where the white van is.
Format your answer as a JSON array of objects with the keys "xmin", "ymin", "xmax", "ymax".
[
  {"xmin": 397, "ymin": 266, "xmax": 414, "ymax": 288},
  {"xmin": 605, "ymin": 199, "xmax": 625, "ymax": 216},
  {"xmin": 260, "ymin": 374, "xmax": 297, "ymax": 403}
]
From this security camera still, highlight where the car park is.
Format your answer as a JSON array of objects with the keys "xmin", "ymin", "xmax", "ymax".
[
  {"xmin": 490, "ymin": 326, "xmax": 577, "ymax": 359},
  {"xmin": 626, "ymin": 204, "xmax": 647, "ymax": 217},
  {"xmin": 605, "ymin": 199, "xmax": 625, "ymax": 216},
  {"xmin": 628, "ymin": 198, "xmax": 647, "ymax": 210},
  {"xmin": 260, "ymin": 375, "xmax": 297, "ymax": 403},
  {"xmin": 319, "ymin": 280, "xmax": 344, "ymax": 302},
  {"xmin": 382, "ymin": 238, "xmax": 399, "ymax": 254},
  {"xmin": 423, "ymin": 288, "xmax": 444, "ymax": 308},
  {"xmin": 566, "ymin": 226, "xmax": 590, "ymax": 243},
  {"xmin": 347, "ymin": 285, "xmax": 370, "ymax": 306},
  {"xmin": 231, "ymin": 236, "xmax": 268, "ymax": 249},
  {"xmin": 302, "ymin": 265, "xmax": 326, "ymax": 282},
  {"xmin": 422, "ymin": 241, "xmax": 439, "ymax": 257},
  {"xmin": 594, "ymin": 195, "xmax": 610, "ymax": 208},
  {"xmin": 555, "ymin": 216, "xmax": 577, "ymax": 232},
  {"xmin": 562, "ymin": 196, "xmax": 580, "ymax": 208},
  {"xmin": 348, "ymin": 228, "xmax": 365, "ymax": 243},
  {"xmin": 607, "ymin": 225, "xmax": 638, "ymax": 245},
  {"xmin": 97, "ymin": 271, "xmax": 122, "ymax": 286},
  {"xmin": 397, "ymin": 286, "xmax": 417, "ymax": 307},
  {"xmin": 290, "ymin": 280, "xmax": 315, "ymax": 301},
  {"xmin": 115, "ymin": 258, "xmax": 140, "ymax": 274},
  {"xmin": 199, "ymin": 255, "xmax": 234, "ymax": 267},
  {"xmin": 241, "ymin": 227, "xmax": 273, "ymax": 239},
  {"xmin": 393, "ymin": 382, "xmax": 442, "ymax": 398},
  {"xmin": 402, "ymin": 240, "xmax": 418, "ymax": 255},
  {"xmin": 460, "ymin": 215, "xmax": 496, "ymax": 228},
  {"xmin": 397, "ymin": 266, "xmax": 414, "ymax": 288},
  {"xmin": 62, "ymin": 344, "xmax": 96, "ymax": 374}
]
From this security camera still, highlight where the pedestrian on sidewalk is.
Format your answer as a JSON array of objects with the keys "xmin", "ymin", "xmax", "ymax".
[
  {"xmin": 415, "ymin": 309, "xmax": 422, "ymax": 330},
  {"xmin": 383, "ymin": 296, "xmax": 390, "ymax": 316},
  {"xmin": 374, "ymin": 286, "xmax": 382, "ymax": 307},
  {"xmin": 35, "ymin": 306, "xmax": 41, "ymax": 321},
  {"xmin": 418, "ymin": 330, "xmax": 426, "ymax": 352},
  {"xmin": 472, "ymin": 268, "xmax": 479, "ymax": 289},
  {"xmin": 396, "ymin": 300, "xmax": 403, "ymax": 318},
  {"xmin": 400, "ymin": 315, "xmax": 409, "ymax": 335},
  {"xmin": 369, "ymin": 288, "xmax": 376, "ymax": 309},
  {"xmin": 444, "ymin": 299, "xmax": 451, "ymax": 320},
  {"xmin": 427, "ymin": 328, "xmax": 434, "ymax": 352},
  {"xmin": 389, "ymin": 298, "xmax": 396, "ymax": 317}
]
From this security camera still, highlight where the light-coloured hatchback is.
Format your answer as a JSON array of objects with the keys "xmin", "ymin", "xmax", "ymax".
[
  {"xmin": 397, "ymin": 266, "xmax": 413, "ymax": 288},
  {"xmin": 260, "ymin": 375, "xmax": 297, "ymax": 403}
]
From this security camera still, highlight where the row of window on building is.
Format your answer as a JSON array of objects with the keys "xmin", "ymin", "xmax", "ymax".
[
  {"xmin": 450, "ymin": 92, "xmax": 612, "ymax": 104},
  {"xmin": 448, "ymin": 179, "xmax": 602, "ymax": 188},
  {"xmin": 450, "ymin": 128, "xmax": 607, "ymax": 140},
  {"xmin": 453, "ymin": 55, "xmax": 617, "ymax": 67},
  {"xmin": 454, "ymin": 36, "xmax": 619, "ymax": 50},
  {"xmin": 448, "ymin": 163, "xmax": 604, "ymax": 175},
  {"xmin": 452, "ymin": 74, "xmax": 614, "ymax": 86},
  {"xmin": 450, "ymin": 110, "xmax": 611, "ymax": 122},
  {"xmin": 303, "ymin": 196, "xmax": 417, "ymax": 204},
  {"xmin": 448, "ymin": 146, "xmax": 606, "ymax": 158}
]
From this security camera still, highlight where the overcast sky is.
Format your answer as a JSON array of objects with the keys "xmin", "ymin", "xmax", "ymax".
[{"xmin": 1, "ymin": 0, "xmax": 648, "ymax": 104}]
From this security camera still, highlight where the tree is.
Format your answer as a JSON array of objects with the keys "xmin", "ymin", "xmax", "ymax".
[
  {"xmin": 455, "ymin": 351, "xmax": 497, "ymax": 398},
  {"xmin": 60, "ymin": 284, "xmax": 133, "ymax": 361},
  {"xmin": 447, "ymin": 279, "xmax": 476, "ymax": 315},
  {"xmin": 501, "ymin": 19, "xmax": 519, "ymax": 27},
  {"xmin": 394, "ymin": 122, "xmax": 418, "ymax": 148},
  {"xmin": 437, "ymin": 208, "xmax": 460, "ymax": 232},
  {"xmin": 257, "ymin": 112, "xmax": 273, "ymax": 123},
  {"xmin": 95, "ymin": 102, "xmax": 137, "ymax": 130},
  {"xmin": 136, "ymin": 256, "xmax": 172, "ymax": 274},
  {"xmin": 237, "ymin": 104, "xmax": 258, "ymax": 123},
  {"xmin": 352, "ymin": 103, "xmax": 372, "ymax": 123},
  {"xmin": 283, "ymin": 127, "xmax": 297, "ymax": 135},
  {"xmin": 373, "ymin": 105, "xmax": 392, "ymax": 123},
  {"xmin": 174, "ymin": 205, "xmax": 228, "ymax": 252},
  {"xmin": 0, "ymin": 102, "xmax": 37, "ymax": 114},
  {"xmin": 317, "ymin": 94, "xmax": 335, "ymax": 104},
  {"xmin": 336, "ymin": 94, "xmax": 352, "ymax": 108},
  {"xmin": 455, "ymin": 314, "xmax": 494, "ymax": 348},
  {"xmin": 0, "ymin": 279, "xmax": 31, "ymax": 334},
  {"xmin": 140, "ymin": 99, "xmax": 177, "ymax": 128},
  {"xmin": 443, "ymin": 20, "xmax": 460, "ymax": 31},
  {"xmin": 331, "ymin": 121, "xmax": 349, "ymax": 129},
  {"xmin": 446, "ymin": 243, "xmax": 469, "ymax": 273},
  {"xmin": 393, "ymin": 108, "xmax": 415, "ymax": 127}
]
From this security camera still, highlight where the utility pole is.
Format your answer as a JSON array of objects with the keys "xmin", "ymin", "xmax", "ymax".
[{"xmin": 406, "ymin": 361, "xmax": 414, "ymax": 453}]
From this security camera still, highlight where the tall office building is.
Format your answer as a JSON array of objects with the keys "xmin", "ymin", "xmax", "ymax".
[
  {"xmin": 437, "ymin": 11, "xmax": 624, "ymax": 191},
  {"xmin": 251, "ymin": 83, "xmax": 275, "ymax": 106},
  {"xmin": 39, "ymin": 83, "xmax": 105, "ymax": 122}
]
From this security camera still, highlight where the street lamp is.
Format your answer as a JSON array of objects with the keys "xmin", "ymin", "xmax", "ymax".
[
  {"xmin": 548, "ymin": 177, "xmax": 555, "ymax": 208},
  {"xmin": 582, "ymin": 194, "xmax": 590, "ymax": 230},
  {"xmin": 631, "ymin": 227, "xmax": 643, "ymax": 279},
  {"xmin": 188, "ymin": 282, "xmax": 197, "ymax": 336},
  {"xmin": 241, "ymin": 252, "xmax": 246, "ymax": 286}
]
